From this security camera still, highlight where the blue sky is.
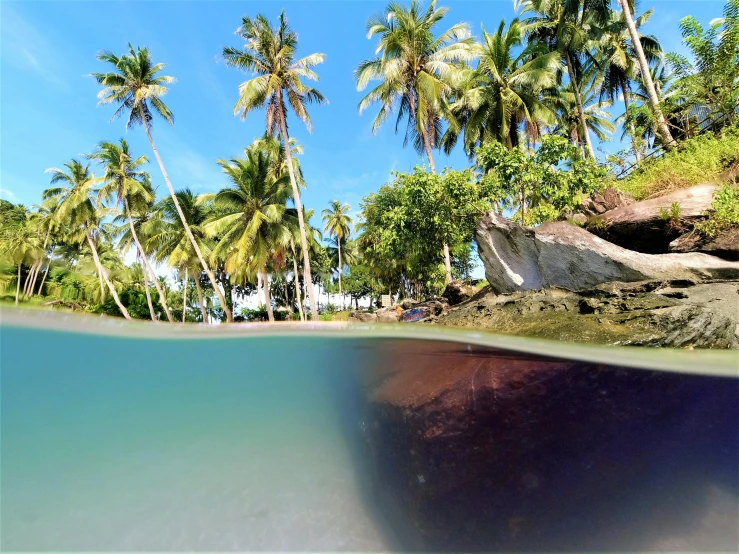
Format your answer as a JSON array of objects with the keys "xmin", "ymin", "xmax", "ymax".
[{"xmin": 0, "ymin": 0, "xmax": 727, "ymax": 229}]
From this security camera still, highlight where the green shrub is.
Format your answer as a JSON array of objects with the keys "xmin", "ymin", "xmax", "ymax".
[
  {"xmin": 695, "ymin": 184, "xmax": 739, "ymax": 237},
  {"xmin": 617, "ymin": 127, "xmax": 739, "ymax": 200},
  {"xmin": 658, "ymin": 202, "xmax": 682, "ymax": 222}
]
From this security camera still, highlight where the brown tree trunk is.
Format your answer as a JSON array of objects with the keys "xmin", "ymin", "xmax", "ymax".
[
  {"xmin": 28, "ymin": 228, "xmax": 51, "ymax": 297},
  {"xmin": 182, "ymin": 267, "xmax": 188, "ymax": 323},
  {"xmin": 139, "ymin": 105, "xmax": 233, "ymax": 322},
  {"xmin": 618, "ymin": 0, "xmax": 674, "ymax": 148},
  {"xmin": 622, "ymin": 84, "xmax": 644, "ymax": 162},
  {"xmin": 37, "ymin": 263, "xmax": 51, "ymax": 296},
  {"xmin": 194, "ymin": 275, "xmax": 208, "ymax": 324},
  {"xmin": 276, "ymin": 94, "xmax": 318, "ymax": 321},
  {"xmin": 410, "ymin": 92, "xmax": 452, "ymax": 283},
  {"xmin": 565, "ymin": 52, "xmax": 596, "ymax": 159},
  {"xmin": 290, "ymin": 239, "xmax": 304, "ymax": 321},
  {"xmin": 15, "ymin": 264, "xmax": 22, "ymax": 304},
  {"xmin": 142, "ymin": 263, "xmax": 158, "ymax": 322},
  {"xmin": 86, "ymin": 231, "xmax": 131, "ymax": 319},
  {"xmin": 337, "ymin": 239, "xmax": 344, "ymax": 310},
  {"xmin": 124, "ymin": 197, "xmax": 174, "ymax": 322},
  {"xmin": 262, "ymin": 269, "xmax": 274, "ymax": 322}
]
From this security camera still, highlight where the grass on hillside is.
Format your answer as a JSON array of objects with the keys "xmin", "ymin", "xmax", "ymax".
[{"xmin": 616, "ymin": 126, "xmax": 739, "ymax": 201}]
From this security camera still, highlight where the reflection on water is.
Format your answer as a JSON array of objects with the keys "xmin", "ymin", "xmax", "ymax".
[{"xmin": 1, "ymin": 318, "xmax": 737, "ymax": 552}]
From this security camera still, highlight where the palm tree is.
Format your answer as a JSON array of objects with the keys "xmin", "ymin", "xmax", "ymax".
[
  {"xmin": 356, "ymin": 0, "xmax": 473, "ymax": 282},
  {"xmin": 518, "ymin": 0, "xmax": 601, "ymax": 158},
  {"xmin": 322, "ymin": 201, "xmax": 353, "ymax": 310},
  {"xmin": 615, "ymin": 0, "xmax": 674, "ymax": 148},
  {"xmin": 222, "ymin": 11, "xmax": 326, "ymax": 321},
  {"xmin": 146, "ymin": 189, "xmax": 216, "ymax": 323},
  {"xmin": 595, "ymin": 7, "xmax": 661, "ymax": 161},
  {"xmin": 0, "ymin": 212, "xmax": 43, "ymax": 304},
  {"xmin": 204, "ymin": 147, "xmax": 293, "ymax": 323},
  {"xmin": 43, "ymin": 160, "xmax": 131, "ymax": 319},
  {"xmin": 92, "ymin": 44, "xmax": 233, "ymax": 322},
  {"xmin": 94, "ymin": 139, "xmax": 175, "ymax": 322},
  {"xmin": 445, "ymin": 18, "xmax": 560, "ymax": 154}
]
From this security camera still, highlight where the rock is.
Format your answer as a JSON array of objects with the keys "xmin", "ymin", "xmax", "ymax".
[
  {"xmin": 359, "ymin": 340, "xmax": 739, "ymax": 551},
  {"xmin": 669, "ymin": 226, "xmax": 739, "ymax": 261},
  {"xmin": 348, "ymin": 311, "xmax": 378, "ymax": 323},
  {"xmin": 571, "ymin": 213, "xmax": 588, "ymax": 225},
  {"xmin": 432, "ymin": 280, "xmax": 739, "ymax": 349},
  {"xmin": 589, "ymin": 184, "xmax": 717, "ymax": 253},
  {"xmin": 475, "ymin": 212, "xmax": 739, "ymax": 295},
  {"xmin": 401, "ymin": 299, "xmax": 449, "ymax": 322},
  {"xmin": 442, "ymin": 280, "xmax": 478, "ymax": 306},
  {"xmin": 376, "ymin": 306, "xmax": 401, "ymax": 323},
  {"xmin": 579, "ymin": 187, "xmax": 635, "ymax": 216},
  {"xmin": 400, "ymin": 298, "xmax": 419, "ymax": 310}
]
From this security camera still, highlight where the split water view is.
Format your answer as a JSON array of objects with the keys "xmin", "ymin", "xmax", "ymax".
[{"xmin": 1, "ymin": 0, "xmax": 738, "ymax": 551}]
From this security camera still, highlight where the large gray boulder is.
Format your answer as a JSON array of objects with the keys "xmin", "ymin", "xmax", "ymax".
[
  {"xmin": 476, "ymin": 212, "xmax": 739, "ymax": 294},
  {"xmin": 589, "ymin": 184, "xmax": 717, "ymax": 253}
]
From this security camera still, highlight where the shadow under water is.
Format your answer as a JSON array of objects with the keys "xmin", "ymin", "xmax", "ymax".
[{"xmin": 1, "ymin": 315, "xmax": 737, "ymax": 552}]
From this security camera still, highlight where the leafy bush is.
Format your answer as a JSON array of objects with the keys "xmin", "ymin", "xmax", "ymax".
[
  {"xmin": 324, "ymin": 302, "xmax": 338, "ymax": 314},
  {"xmin": 617, "ymin": 127, "xmax": 739, "ymax": 200},
  {"xmin": 658, "ymin": 202, "xmax": 682, "ymax": 222},
  {"xmin": 695, "ymin": 184, "xmax": 739, "ymax": 237},
  {"xmin": 238, "ymin": 307, "xmax": 289, "ymax": 322}
]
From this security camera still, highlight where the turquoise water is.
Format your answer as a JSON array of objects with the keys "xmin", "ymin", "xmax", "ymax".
[{"xmin": 1, "ymin": 309, "xmax": 738, "ymax": 552}]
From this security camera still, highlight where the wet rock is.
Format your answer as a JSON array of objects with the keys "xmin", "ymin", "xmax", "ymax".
[
  {"xmin": 432, "ymin": 280, "xmax": 739, "ymax": 349},
  {"xmin": 589, "ymin": 184, "xmax": 717, "ymax": 253},
  {"xmin": 360, "ymin": 341, "xmax": 739, "ymax": 551},
  {"xmin": 669, "ymin": 225, "xmax": 739, "ymax": 261},
  {"xmin": 442, "ymin": 280, "xmax": 478, "ymax": 306},
  {"xmin": 348, "ymin": 311, "xmax": 378, "ymax": 323},
  {"xmin": 475, "ymin": 212, "xmax": 739, "ymax": 295},
  {"xmin": 400, "ymin": 298, "xmax": 419, "ymax": 310},
  {"xmin": 578, "ymin": 187, "xmax": 635, "ymax": 216},
  {"xmin": 376, "ymin": 306, "xmax": 402, "ymax": 323}
]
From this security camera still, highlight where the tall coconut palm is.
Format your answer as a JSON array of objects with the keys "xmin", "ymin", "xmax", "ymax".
[
  {"xmin": 146, "ymin": 189, "xmax": 216, "ymax": 322},
  {"xmin": 518, "ymin": 0, "xmax": 601, "ymax": 158},
  {"xmin": 222, "ymin": 12, "xmax": 326, "ymax": 321},
  {"xmin": 25, "ymin": 197, "xmax": 59, "ymax": 297},
  {"xmin": 322, "ymin": 201, "xmax": 353, "ymax": 310},
  {"xmin": 615, "ymin": 0, "xmax": 674, "ymax": 148},
  {"xmin": 94, "ymin": 139, "xmax": 175, "ymax": 322},
  {"xmin": 444, "ymin": 18, "xmax": 560, "ymax": 155},
  {"xmin": 43, "ymin": 160, "xmax": 131, "ymax": 319},
  {"xmin": 356, "ymin": 0, "xmax": 474, "ymax": 282},
  {"xmin": 92, "ymin": 44, "xmax": 232, "ymax": 321},
  {"xmin": 0, "ymin": 214, "xmax": 43, "ymax": 304},
  {"xmin": 205, "ymin": 147, "xmax": 293, "ymax": 323},
  {"xmin": 595, "ymin": 7, "xmax": 661, "ymax": 161}
]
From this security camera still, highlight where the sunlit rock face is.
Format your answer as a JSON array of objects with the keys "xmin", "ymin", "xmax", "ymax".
[{"xmin": 359, "ymin": 341, "xmax": 739, "ymax": 552}]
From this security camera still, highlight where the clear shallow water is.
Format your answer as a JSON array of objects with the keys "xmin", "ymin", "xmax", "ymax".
[{"xmin": 1, "ymin": 309, "xmax": 738, "ymax": 552}]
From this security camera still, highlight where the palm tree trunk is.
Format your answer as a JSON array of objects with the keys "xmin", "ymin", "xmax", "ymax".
[
  {"xmin": 86, "ymin": 231, "xmax": 131, "ymax": 320},
  {"xmin": 337, "ymin": 240, "xmax": 343, "ymax": 311},
  {"xmin": 182, "ymin": 268, "xmax": 188, "ymax": 323},
  {"xmin": 124, "ymin": 197, "xmax": 174, "ymax": 322},
  {"xmin": 276, "ymin": 95, "xmax": 318, "ymax": 321},
  {"xmin": 262, "ymin": 269, "xmax": 275, "ymax": 322},
  {"xmin": 565, "ymin": 52, "xmax": 596, "ymax": 159},
  {"xmin": 15, "ymin": 264, "xmax": 22, "ymax": 304},
  {"xmin": 37, "ymin": 263, "xmax": 50, "ymax": 296},
  {"xmin": 28, "ymin": 228, "xmax": 51, "ymax": 297},
  {"xmin": 617, "ymin": 0, "xmax": 674, "ymax": 148},
  {"xmin": 142, "ymin": 262, "xmax": 158, "ymax": 322},
  {"xmin": 290, "ymin": 239, "xmax": 304, "ymax": 321},
  {"xmin": 22, "ymin": 261, "xmax": 38, "ymax": 298},
  {"xmin": 520, "ymin": 185, "xmax": 526, "ymax": 224},
  {"xmin": 411, "ymin": 94, "xmax": 452, "ymax": 283},
  {"xmin": 194, "ymin": 275, "xmax": 208, "ymax": 324},
  {"xmin": 138, "ymin": 106, "xmax": 233, "ymax": 322},
  {"xmin": 622, "ymin": 84, "xmax": 644, "ymax": 162}
]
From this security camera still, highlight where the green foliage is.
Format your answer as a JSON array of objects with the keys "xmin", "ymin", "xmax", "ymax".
[
  {"xmin": 477, "ymin": 134, "xmax": 606, "ymax": 224},
  {"xmin": 695, "ymin": 183, "xmax": 739, "ymax": 237},
  {"xmin": 617, "ymin": 126, "xmax": 739, "ymax": 200},
  {"xmin": 238, "ymin": 306, "xmax": 289, "ymax": 322},
  {"xmin": 658, "ymin": 202, "xmax": 682, "ymax": 222}
]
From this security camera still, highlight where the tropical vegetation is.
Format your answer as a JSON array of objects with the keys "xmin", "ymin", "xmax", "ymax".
[{"xmin": 2, "ymin": 0, "xmax": 737, "ymax": 321}]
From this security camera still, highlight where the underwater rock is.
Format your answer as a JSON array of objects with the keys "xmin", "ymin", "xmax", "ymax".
[
  {"xmin": 432, "ymin": 280, "xmax": 739, "ymax": 349},
  {"xmin": 475, "ymin": 212, "xmax": 739, "ymax": 294},
  {"xmin": 359, "ymin": 341, "xmax": 739, "ymax": 551}
]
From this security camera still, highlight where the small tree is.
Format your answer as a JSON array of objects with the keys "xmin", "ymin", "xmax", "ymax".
[{"xmin": 476, "ymin": 134, "xmax": 606, "ymax": 224}]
